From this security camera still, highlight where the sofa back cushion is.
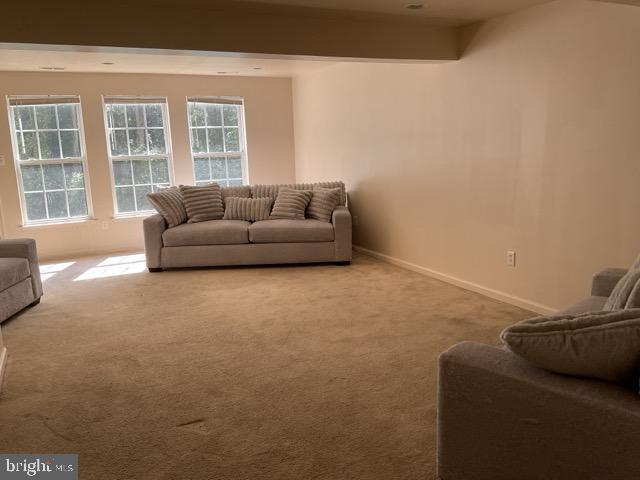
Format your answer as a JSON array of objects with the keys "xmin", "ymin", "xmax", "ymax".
[
  {"xmin": 223, "ymin": 197, "xmax": 272, "ymax": 222},
  {"xmin": 252, "ymin": 181, "xmax": 346, "ymax": 206},
  {"xmin": 221, "ymin": 185, "xmax": 251, "ymax": 205},
  {"xmin": 501, "ymin": 309, "xmax": 640, "ymax": 384},
  {"xmin": 179, "ymin": 184, "xmax": 224, "ymax": 223}
]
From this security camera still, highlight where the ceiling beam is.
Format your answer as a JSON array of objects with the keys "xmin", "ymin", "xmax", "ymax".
[{"xmin": 0, "ymin": 1, "xmax": 458, "ymax": 61}]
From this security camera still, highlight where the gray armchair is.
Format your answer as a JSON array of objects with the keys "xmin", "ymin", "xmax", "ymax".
[
  {"xmin": 0, "ymin": 238, "xmax": 42, "ymax": 322},
  {"xmin": 437, "ymin": 267, "xmax": 638, "ymax": 480}
]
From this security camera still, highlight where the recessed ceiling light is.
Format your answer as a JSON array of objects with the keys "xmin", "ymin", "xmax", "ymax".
[
  {"xmin": 405, "ymin": 2, "xmax": 423, "ymax": 10},
  {"xmin": 217, "ymin": 71, "xmax": 239, "ymax": 75},
  {"xmin": 101, "ymin": 62, "xmax": 114, "ymax": 65},
  {"xmin": 252, "ymin": 67, "xmax": 262, "ymax": 70},
  {"xmin": 40, "ymin": 66, "xmax": 65, "ymax": 71}
]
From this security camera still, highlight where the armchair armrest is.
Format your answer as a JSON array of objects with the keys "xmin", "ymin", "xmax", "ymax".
[
  {"xmin": 143, "ymin": 214, "xmax": 167, "ymax": 269},
  {"xmin": 438, "ymin": 341, "xmax": 640, "ymax": 480},
  {"xmin": 591, "ymin": 268, "xmax": 627, "ymax": 297},
  {"xmin": 0, "ymin": 238, "xmax": 42, "ymax": 298},
  {"xmin": 332, "ymin": 206, "xmax": 352, "ymax": 262}
]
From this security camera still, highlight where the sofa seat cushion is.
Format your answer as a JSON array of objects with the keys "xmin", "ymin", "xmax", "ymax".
[
  {"xmin": 0, "ymin": 257, "xmax": 30, "ymax": 292},
  {"xmin": 559, "ymin": 296, "xmax": 607, "ymax": 315},
  {"xmin": 249, "ymin": 219, "xmax": 334, "ymax": 244},
  {"xmin": 163, "ymin": 220, "xmax": 250, "ymax": 247}
]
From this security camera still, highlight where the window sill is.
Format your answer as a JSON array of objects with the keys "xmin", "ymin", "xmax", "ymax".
[
  {"xmin": 112, "ymin": 212, "xmax": 155, "ymax": 221},
  {"xmin": 20, "ymin": 217, "xmax": 94, "ymax": 229}
]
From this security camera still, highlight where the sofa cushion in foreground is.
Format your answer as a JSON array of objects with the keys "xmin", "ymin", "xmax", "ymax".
[
  {"xmin": 249, "ymin": 220, "xmax": 334, "ymax": 244},
  {"xmin": 501, "ymin": 309, "xmax": 640, "ymax": 384},
  {"xmin": 162, "ymin": 220, "xmax": 250, "ymax": 247}
]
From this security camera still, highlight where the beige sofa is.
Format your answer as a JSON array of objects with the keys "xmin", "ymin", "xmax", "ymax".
[
  {"xmin": 143, "ymin": 182, "xmax": 352, "ymax": 271},
  {"xmin": 437, "ymin": 267, "xmax": 639, "ymax": 480},
  {"xmin": 0, "ymin": 238, "xmax": 43, "ymax": 323}
]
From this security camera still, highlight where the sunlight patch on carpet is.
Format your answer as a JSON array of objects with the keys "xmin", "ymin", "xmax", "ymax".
[
  {"xmin": 73, "ymin": 254, "xmax": 146, "ymax": 281},
  {"xmin": 40, "ymin": 261, "xmax": 75, "ymax": 282}
]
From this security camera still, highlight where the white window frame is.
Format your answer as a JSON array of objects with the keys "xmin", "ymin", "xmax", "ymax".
[
  {"xmin": 102, "ymin": 96, "xmax": 175, "ymax": 218},
  {"xmin": 6, "ymin": 95, "xmax": 94, "ymax": 226},
  {"xmin": 186, "ymin": 97, "xmax": 249, "ymax": 187}
]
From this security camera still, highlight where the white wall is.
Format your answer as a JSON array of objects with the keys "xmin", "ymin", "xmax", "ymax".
[
  {"xmin": 293, "ymin": 0, "xmax": 640, "ymax": 311},
  {"xmin": 0, "ymin": 72, "xmax": 296, "ymax": 260}
]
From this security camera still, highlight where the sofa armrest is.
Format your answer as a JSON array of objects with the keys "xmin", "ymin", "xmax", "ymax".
[
  {"xmin": 143, "ymin": 214, "xmax": 167, "ymax": 269},
  {"xmin": 332, "ymin": 206, "xmax": 352, "ymax": 262},
  {"xmin": 591, "ymin": 267, "xmax": 627, "ymax": 297},
  {"xmin": 0, "ymin": 238, "xmax": 42, "ymax": 298},
  {"xmin": 438, "ymin": 341, "xmax": 640, "ymax": 480}
]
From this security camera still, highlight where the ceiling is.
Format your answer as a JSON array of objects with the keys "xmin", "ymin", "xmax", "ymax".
[
  {"xmin": 0, "ymin": 45, "xmax": 339, "ymax": 78},
  {"xmin": 0, "ymin": 0, "xmax": 556, "ymax": 76}
]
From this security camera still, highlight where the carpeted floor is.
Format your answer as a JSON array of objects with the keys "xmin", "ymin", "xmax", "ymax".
[{"xmin": 0, "ymin": 252, "xmax": 532, "ymax": 480}]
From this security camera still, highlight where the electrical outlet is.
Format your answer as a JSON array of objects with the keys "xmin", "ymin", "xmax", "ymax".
[
  {"xmin": 506, "ymin": 250, "xmax": 516, "ymax": 267},
  {"xmin": 353, "ymin": 215, "xmax": 359, "ymax": 226},
  {"xmin": 0, "ymin": 154, "xmax": 5, "ymax": 166},
  {"xmin": 101, "ymin": 221, "xmax": 109, "ymax": 230}
]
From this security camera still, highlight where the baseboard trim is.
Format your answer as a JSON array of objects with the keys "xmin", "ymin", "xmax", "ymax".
[
  {"xmin": 0, "ymin": 346, "xmax": 6, "ymax": 393},
  {"xmin": 353, "ymin": 245, "xmax": 555, "ymax": 315}
]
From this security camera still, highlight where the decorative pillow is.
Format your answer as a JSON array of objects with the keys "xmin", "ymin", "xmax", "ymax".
[
  {"xmin": 146, "ymin": 187, "xmax": 187, "ymax": 228},
  {"xmin": 501, "ymin": 309, "xmax": 640, "ymax": 384},
  {"xmin": 270, "ymin": 188, "xmax": 313, "ymax": 220},
  {"xmin": 221, "ymin": 185, "xmax": 251, "ymax": 205},
  {"xmin": 179, "ymin": 184, "xmax": 224, "ymax": 223},
  {"xmin": 307, "ymin": 187, "xmax": 341, "ymax": 223},
  {"xmin": 223, "ymin": 197, "xmax": 272, "ymax": 222},
  {"xmin": 604, "ymin": 254, "xmax": 640, "ymax": 310},
  {"xmin": 604, "ymin": 269, "xmax": 640, "ymax": 310},
  {"xmin": 626, "ymin": 281, "xmax": 640, "ymax": 309}
]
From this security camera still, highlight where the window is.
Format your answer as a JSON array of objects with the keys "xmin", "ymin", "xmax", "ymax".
[
  {"xmin": 7, "ymin": 96, "xmax": 90, "ymax": 224},
  {"xmin": 187, "ymin": 98, "xmax": 247, "ymax": 187},
  {"xmin": 103, "ymin": 97, "xmax": 173, "ymax": 215}
]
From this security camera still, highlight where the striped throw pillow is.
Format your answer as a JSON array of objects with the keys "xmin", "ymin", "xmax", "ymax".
[
  {"xmin": 146, "ymin": 187, "xmax": 187, "ymax": 228},
  {"xmin": 270, "ymin": 188, "xmax": 313, "ymax": 220},
  {"xmin": 179, "ymin": 184, "xmax": 224, "ymax": 223},
  {"xmin": 223, "ymin": 197, "xmax": 273, "ymax": 222},
  {"xmin": 307, "ymin": 187, "xmax": 341, "ymax": 222}
]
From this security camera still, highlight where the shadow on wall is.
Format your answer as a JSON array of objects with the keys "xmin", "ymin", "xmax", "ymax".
[
  {"xmin": 346, "ymin": 172, "xmax": 437, "ymax": 257},
  {"xmin": 456, "ymin": 21, "xmax": 485, "ymax": 58}
]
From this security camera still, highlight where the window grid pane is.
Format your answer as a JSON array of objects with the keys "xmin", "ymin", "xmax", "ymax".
[
  {"xmin": 189, "ymin": 155, "xmax": 243, "ymax": 187},
  {"xmin": 188, "ymin": 101, "xmax": 245, "ymax": 186},
  {"xmin": 104, "ymin": 101, "xmax": 172, "ymax": 214},
  {"xmin": 9, "ymin": 99, "xmax": 90, "ymax": 223},
  {"xmin": 13, "ymin": 104, "xmax": 83, "ymax": 161}
]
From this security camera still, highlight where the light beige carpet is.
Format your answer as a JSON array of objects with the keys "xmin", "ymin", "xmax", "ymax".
[{"xmin": 0, "ymin": 252, "xmax": 532, "ymax": 479}]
